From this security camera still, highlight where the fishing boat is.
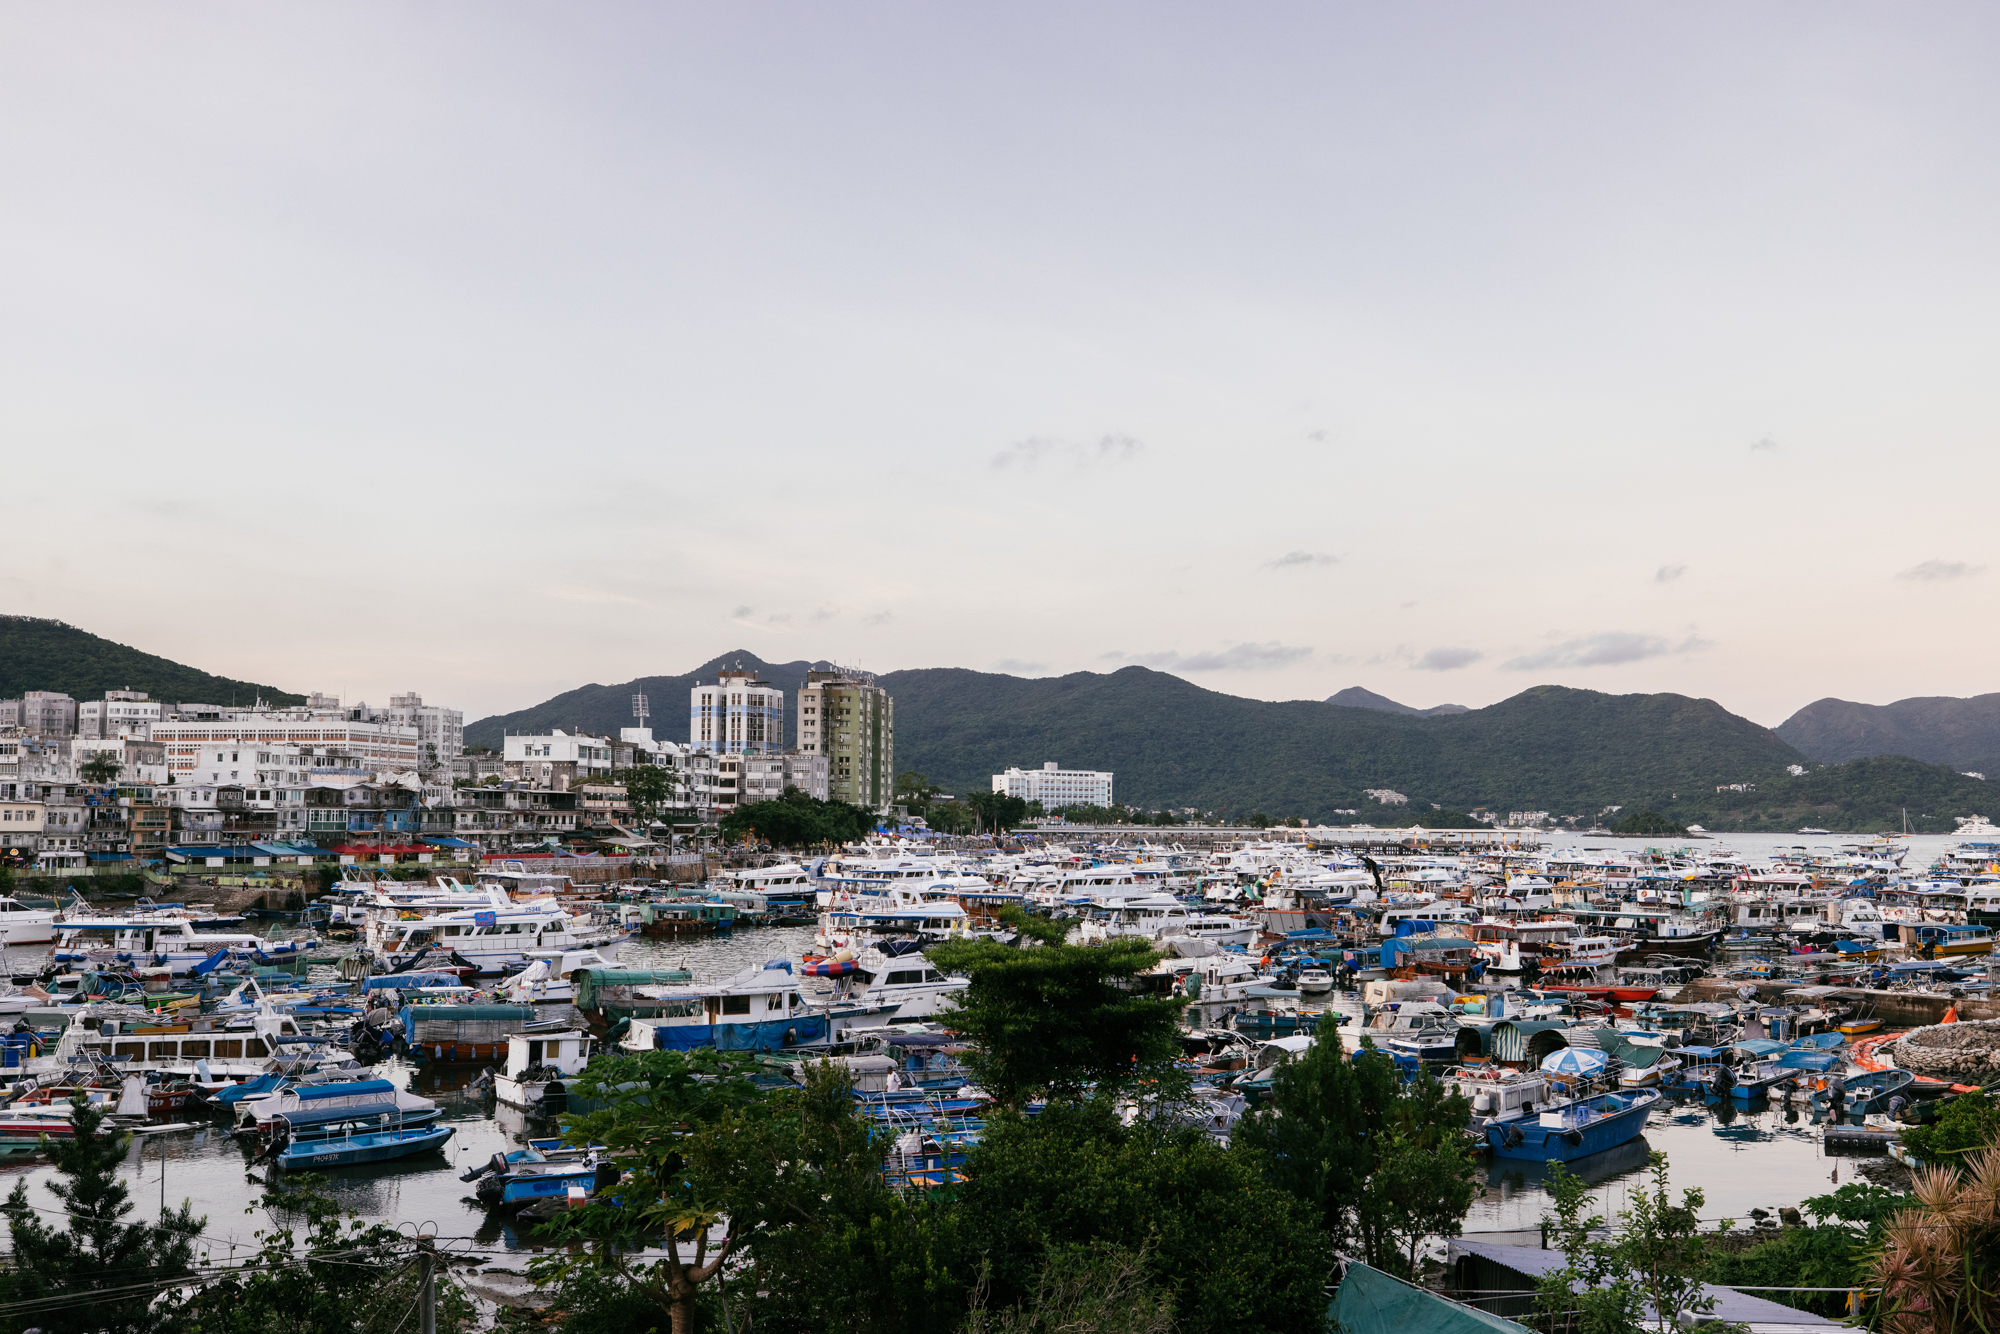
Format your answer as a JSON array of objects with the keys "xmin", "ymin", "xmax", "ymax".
[
  {"xmin": 462, "ymin": 1137, "xmax": 614, "ymax": 1208},
  {"xmin": 264, "ymin": 1113, "xmax": 454, "ymax": 1171},
  {"xmin": 1441, "ymin": 1066, "xmax": 1551, "ymax": 1128},
  {"xmin": 494, "ymin": 1030, "xmax": 592, "ymax": 1111},
  {"xmin": 1819, "ymin": 1069, "xmax": 1917, "ymax": 1121},
  {"xmin": 237, "ymin": 1077, "xmax": 441, "ymax": 1132},
  {"xmin": 1484, "ymin": 1088, "xmax": 1659, "ymax": 1162},
  {"xmin": 618, "ymin": 961, "xmax": 834, "ymax": 1053},
  {"xmin": 1367, "ymin": 1002, "xmax": 1463, "ymax": 1061}
]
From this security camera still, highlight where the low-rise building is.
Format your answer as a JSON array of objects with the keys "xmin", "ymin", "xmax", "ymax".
[
  {"xmin": 785, "ymin": 749, "xmax": 830, "ymax": 802},
  {"xmin": 0, "ymin": 692, "xmax": 78, "ymax": 739},
  {"xmin": 0, "ymin": 798, "xmax": 44, "ymax": 853},
  {"xmin": 503, "ymin": 730, "xmax": 613, "ymax": 791},
  {"xmin": 78, "ymin": 691, "xmax": 162, "ymax": 740},
  {"xmin": 992, "ymin": 762, "xmax": 1115, "ymax": 809}
]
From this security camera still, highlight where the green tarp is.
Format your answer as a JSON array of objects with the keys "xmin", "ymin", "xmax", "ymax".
[
  {"xmin": 572, "ymin": 968, "xmax": 697, "ymax": 1012},
  {"xmin": 1327, "ymin": 1262, "xmax": 1531, "ymax": 1334}
]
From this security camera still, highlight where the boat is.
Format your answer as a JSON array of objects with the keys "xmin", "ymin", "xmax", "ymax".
[
  {"xmin": 1295, "ymin": 968, "xmax": 1334, "ymax": 995},
  {"xmin": 265, "ymin": 1114, "xmax": 455, "ymax": 1171},
  {"xmin": 618, "ymin": 961, "xmax": 834, "ymax": 1053},
  {"xmin": 1365, "ymin": 1002, "xmax": 1463, "ymax": 1061},
  {"xmin": 1484, "ymin": 1088, "xmax": 1659, "ymax": 1162},
  {"xmin": 1441, "ymin": 1066, "xmax": 1551, "ymax": 1128},
  {"xmin": 0, "ymin": 895, "xmax": 59, "ymax": 945},
  {"xmin": 496, "ymin": 949, "xmax": 619, "ymax": 1004},
  {"xmin": 494, "ymin": 1030, "xmax": 592, "ymax": 1112},
  {"xmin": 462, "ymin": 1136, "xmax": 615, "ymax": 1208},
  {"xmin": 1819, "ymin": 1069, "xmax": 1917, "ymax": 1121},
  {"xmin": 237, "ymin": 1078, "xmax": 440, "ymax": 1132}
]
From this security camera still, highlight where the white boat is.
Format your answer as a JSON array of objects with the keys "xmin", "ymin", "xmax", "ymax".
[
  {"xmin": 835, "ymin": 946, "xmax": 968, "ymax": 1019},
  {"xmin": 494, "ymin": 1030, "xmax": 594, "ymax": 1110},
  {"xmin": 1442, "ymin": 1066, "xmax": 1552, "ymax": 1128},
  {"xmin": 369, "ymin": 897, "xmax": 626, "ymax": 974},
  {"xmin": 51, "ymin": 917, "xmax": 309, "ymax": 974},
  {"xmin": 497, "ymin": 948, "xmax": 620, "ymax": 1004},
  {"xmin": 0, "ymin": 896, "xmax": 59, "ymax": 945},
  {"xmin": 1295, "ymin": 968, "xmax": 1334, "ymax": 994},
  {"xmin": 1366, "ymin": 1001, "xmax": 1462, "ymax": 1061},
  {"xmin": 815, "ymin": 882, "xmax": 973, "ymax": 950}
]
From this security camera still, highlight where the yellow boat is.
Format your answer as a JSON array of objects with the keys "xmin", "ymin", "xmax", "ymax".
[{"xmin": 1834, "ymin": 1017, "xmax": 1883, "ymax": 1036}]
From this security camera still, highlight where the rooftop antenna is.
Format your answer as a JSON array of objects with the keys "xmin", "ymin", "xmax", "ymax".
[{"xmin": 632, "ymin": 693, "xmax": 649, "ymax": 729}]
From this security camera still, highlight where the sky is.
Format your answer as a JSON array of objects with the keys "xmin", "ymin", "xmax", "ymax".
[{"xmin": 4, "ymin": 4, "xmax": 1997, "ymax": 727}]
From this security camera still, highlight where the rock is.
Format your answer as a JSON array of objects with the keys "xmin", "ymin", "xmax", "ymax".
[{"xmin": 1890, "ymin": 1019, "xmax": 2000, "ymax": 1077}]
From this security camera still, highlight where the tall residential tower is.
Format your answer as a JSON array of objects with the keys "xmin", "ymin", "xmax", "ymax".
[
  {"xmin": 796, "ymin": 668, "xmax": 892, "ymax": 809},
  {"xmin": 690, "ymin": 669, "xmax": 785, "ymax": 756}
]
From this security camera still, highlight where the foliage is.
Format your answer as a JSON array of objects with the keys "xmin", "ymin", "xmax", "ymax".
[
  {"xmin": 81, "ymin": 752, "xmax": 124, "ymax": 784},
  {"xmin": 1901, "ymin": 1090, "xmax": 2000, "ymax": 1164},
  {"xmin": 622, "ymin": 765, "xmax": 676, "ymax": 827},
  {"xmin": 1700, "ymin": 1183, "xmax": 1906, "ymax": 1318},
  {"xmin": 1532, "ymin": 1155, "xmax": 1726, "ymax": 1334},
  {"xmin": 964, "ymin": 790, "xmax": 1030, "ymax": 832},
  {"xmin": 1232, "ymin": 1031, "xmax": 1478, "ymax": 1277},
  {"xmin": 964, "ymin": 1242, "xmax": 1176, "ymax": 1334},
  {"xmin": 175, "ymin": 1175, "xmax": 474, "ymax": 1334},
  {"xmin": 0, "ymin": 615, "xmax": 304, "ymax": 706},
  {"xmin": 895, "ymin": 770, "xmax": 940, "ymax": 817},
  {"xmin": 926, "ymin": 907, "xmax": 1186, "ymax": 1108},
  {"xmin": 1611, "ymin": 810, "xmax": 1686, "ymax": 836},
  {"xmin": 719, "ymin": 787, "xmax": 877, "ymax": 847},
  {"xmin": 0, "ymin": 1094, "xmax": 205, "ymax": 1334},
  {"xmin": 925, "ymin": 801, "xmax": 979, "ymax": 835},
  {"xmin": 955, "ymin": 1099, "xmax": 1332, "ymax": 1334},
  {"xmin": 539, "ymin": 1054, "xmax": 958, "ymax": 1334},
  {"xmin": 1868, "ymin": 1147, "xmax": 2000, "ymax": 1333}
]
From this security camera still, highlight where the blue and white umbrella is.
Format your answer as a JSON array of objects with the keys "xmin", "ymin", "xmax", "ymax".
[{"xmin": 1540, "ymin": 1047, "xmax": 1611, "ymax": 1076}]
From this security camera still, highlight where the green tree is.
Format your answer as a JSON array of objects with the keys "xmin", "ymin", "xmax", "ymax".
[
  {"xmin": 81, "ymin": 752, "xmax": 123, "ymax": 785},
  {"xmin": 1233, "ymin": 1031, "xmax": 1478, "ymax": 1276},
  {"xmin": 965, "ymin": 1243, "xmax": 1175, "ymax": 1334},
  {"xmin": 1612, "ymin": 810, "xmax": 1686, "ymax": 836},
  {"xmin": 719, "ymin": 788, "xmax": 876, "ymax": 847},
  {"xmin": 175, "ymin": 1175, "xmax": 473, "ymax": 1334},
  {"xmin": 895, "ymin": 771, "xmax": 939, "ymax": 817},
  {"xmin": 539, "ymin": 1054, "xmax": 958, "ymax": 1334},
  {"xmin": 0, "ymin": 1095, "xmax": 205, "ymax": 1334},
  {"xmin": 955, "ymin": 1099, "xmax": 1333, "ymax": 1334},
  {"xmin": 964, "ymin": 791, "xmax": 1030, "ymax": 833},
  {"xmin": 1901, "ymin": 1090, "xmax": 2000, "ymax": 1164},
  {"xmin": 1532, "ymin": 1155, "xmax": 1728, "ymax": 1334},
  {"xmin": 926, "ymin": 906, "xmax": 1185, "ymax": 1109},
  {"xmin": 623, "ymin": 764, "xmax": 676, "ymax": 830}
]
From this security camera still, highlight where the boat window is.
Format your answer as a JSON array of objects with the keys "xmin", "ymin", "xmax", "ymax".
[
  {"xmin": 887, "ymin": 971, "xmax": 922, "ymax": 985},
  {"xmin": 721, "ymin": 995, "xmax": 752, "ymax": 1015}
]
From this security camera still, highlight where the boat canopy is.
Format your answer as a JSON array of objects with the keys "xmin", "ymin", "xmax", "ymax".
[
  {"xmin": 291, "ymin": 1079, "xmax": 395, "ymax": 1102},
  {"xmin": 274, "ymin": 1101, "xmax": 403, "ymax": 1129},
  {"xmin": 1489, "ymin": 1020, "xmax": 1572, "ymax": 1065},
  {"xmin": 571, "ymin": 969, "xmax": 698, "ymax": 1011}
]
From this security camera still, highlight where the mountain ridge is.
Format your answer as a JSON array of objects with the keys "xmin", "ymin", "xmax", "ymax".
[
  {"xmin": 0, "ymin": 616, "xmax": 304, "ymax": 707},
  {"xmin": 1326, "ymin": 686, "xmax": 1469, "ymax": 717},
  {"xmin": 1779, "ymin": 693, "xmax": 2000, "ymax": 776}
]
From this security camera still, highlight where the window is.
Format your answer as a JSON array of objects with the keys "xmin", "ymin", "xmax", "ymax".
[{"xmin": 721, "ymin": 995, "xmax": 752, "ymax": 1015}]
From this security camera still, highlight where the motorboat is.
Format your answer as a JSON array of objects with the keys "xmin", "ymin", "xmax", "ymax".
[
  {"xmin": 1485, "ymin": 1089, "xmax": 1659, "ymax": 1162},
  {"xmin": 494, "ymin": 1030, "xmax": 593, "ymax": 1111},
  {"xmin": 264, "ymin": 1113, "xmax": 454, "ymax": 1171},
  {"xmin": 1441, "ymin": 1066, "xmax": 1551, "ymax": 1128},
  {"xmin": 496, "ymin": 948, "xmax": 619, "ymax": 1004},
  {"xmin": 1295, "ymin": 968, "xmax": 1334, "ymax": 995}
]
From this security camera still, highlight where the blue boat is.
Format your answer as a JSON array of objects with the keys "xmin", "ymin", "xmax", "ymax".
[
  {"xmin": 268, "ymin": 1116, "xmax": 454, "ymax": 1171},
  {"xmin": 1484, "ymin": 1089, "xmax": 1658, "ymax": 1161}
]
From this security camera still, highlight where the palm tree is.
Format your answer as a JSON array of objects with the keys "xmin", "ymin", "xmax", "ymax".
[
  {"xmin": 1870, "ymin": 1146, "xmax": 2000, "ymax": 1331},
  {"xmin": 80, "ymin": 753, "xmax": 122, "ymax": 785}
]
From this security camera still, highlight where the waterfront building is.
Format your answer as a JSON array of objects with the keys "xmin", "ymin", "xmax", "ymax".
[
  {"xmin": 992, "ymin": 761, "xmax": 1114, "ymax": 809},
  {"xmin": 690, "ymin": 669, "xmax": 785, "ymax": 755},
  {"xmin": 797, "ymin": 669, "xmax": 893, "ymax": 809}
]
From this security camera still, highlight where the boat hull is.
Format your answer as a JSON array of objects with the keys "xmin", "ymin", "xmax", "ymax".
[
  {"xmin": 1485, "ymin": 1093, "xmax": 1656, "ymax": 1162},
  {"xmin": 272, "ymin": 1124, "xmax": 454, "ymax": 1170},
  {"xmin": 634, "ymin": 1014, "xmax": 830, "ymax": 1053}
]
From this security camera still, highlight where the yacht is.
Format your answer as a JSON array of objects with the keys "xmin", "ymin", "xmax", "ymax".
[
  {"xmin": 496, "ymin": 948, "xmax": 620, "ymax": 1003},
  {"xmin": 0, "ymin": 896, "xmax": 59, "ymax": 945},
  {"xmin": 51, "ymin": 916, "xmax": 309, "ymax": 973},
  {"xmin": 367, "ymin": 898, "xmax": 626, "ymax": 973}
]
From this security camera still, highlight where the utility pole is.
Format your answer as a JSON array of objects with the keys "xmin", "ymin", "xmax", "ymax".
[{"xmin": 418, "ymin": 1235, "xmax": 437, "ymax": 1334}]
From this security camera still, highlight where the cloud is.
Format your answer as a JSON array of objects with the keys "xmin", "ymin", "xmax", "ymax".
[
  {"xmin": 992, "ymin": 433, "xmax": 1145, "ymax": 470},
  {"xmin": 730, "ymin": 605, "xmax": 755, "ymax": 619},
  {"xmin": 1749, "ymin": 436, "xmax": 1778, "ymax": 453},
  {"xmin": 1413, "ymin": 647, "xmax": 1482, "ymax": 672},
  {"xmin": 1503, "ymin": 631, "xmax": 1713, "ymax": 671},
  {"xmin": 1306, "ymin": 429, "xmax": 1328, "ymax": 442},
  {"xmin": 862, "ymin": 611, "xmax": 893, "ymax": 626},
  {"xmin": 1898, "ymin": 559, "xmax": 1984, "ymax": 582},
  {"xmin": 1109, "ymin": 642, "xmax": 1312, "ymax": 672},
  {"xmin": 1655, "ymin": 563, "xmax": 1687, "ymax": 582},
  {"xmin": 994, "ymin": 659, "xmax": 1049, "ymax": 675},
  {"xmin": 1263, "ymin": 551, "xmax": 1337, "ymax": 570}
]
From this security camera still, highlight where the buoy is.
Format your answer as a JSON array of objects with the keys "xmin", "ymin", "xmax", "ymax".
[{"xmin": 1944, "ymin": 1005, "xmax": 1960, "ymax": 1024}]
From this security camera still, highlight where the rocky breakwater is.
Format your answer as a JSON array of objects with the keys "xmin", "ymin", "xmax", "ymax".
[{"xmin": 1888, "ymin": 1020, "xmax": 2000, "ymax": 1079}]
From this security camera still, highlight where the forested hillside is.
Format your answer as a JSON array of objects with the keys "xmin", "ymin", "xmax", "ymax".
[
  {"xmin": 1779, "ymin": 693, "xmax": 2000, "ymax": 776},
  {"xmin": 0, "ymin": 616, "xmax": 303, "ymax": 706}
]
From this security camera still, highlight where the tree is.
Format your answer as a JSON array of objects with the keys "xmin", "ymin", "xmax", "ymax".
[
  {"xmin": 1233, "ymin": 1031, "xmax": 1478, "ymax": 1276},
  {"xmin": 0, "ymin": 1095, "xmax": 204, "ymax": 1334},
  {"xmin": 964, "ymin": 790, "xmax": 1030, "ymax": 834},
  {"xmin": 895, "ymin": 771, "xmax": 940, "ymax": 817},
  {"xmin": 719, "ymin": 788, "xmax": 876, "ymax": 847},
  {"xmin": 965, "ymin": 1244, "xmax": 1175, "ymax": 1334},
  {"xmin": 623, "ymin": 764, "xmax": 676, "ymax": 829},
  {"xmin": 1868, "ymin": 1148, "xmax": 2000, "ymax": 1333},
  {"xmin": 81, "ymin": 752, "xmax": 123, "ymax": 785},
  {"xmin": 926, "ymin": 906, "xmax": 1186, "ymax": 1109},
  {"xmin": 1612, "ymin": 810, "xmax": 1686, "ymax": 836},
  {"xmin": 538, "ymin": 1054, "xmax": 959, "ymax": 1334},
  {"xmin": 954, "ymin": 1099, "xmax": 1333, "ymax": 1334},
  {"xmin": 175, "ymin": 1175, "xmax": 474, "ymax": 1334},
  {"xmin": 1532, "ymin": 1155, "xmax": 1727, "ymax": 1334}
]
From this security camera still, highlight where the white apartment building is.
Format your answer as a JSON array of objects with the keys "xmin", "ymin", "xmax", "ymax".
[
  {"xmin": 78, "ymin": 691, "xmax": 163, "ymax": 740},
  {"xmin": 503, "ymin": 730, "xmax": 613, "ymax": 790},
  {"xmin": 992, "ymin": 762, "xmax": 1115, "ymax": 809},
  {"xmin": 69, "ymin": 736, "xmax": 169, "ymax": 785},
  {"xmin": 154, "ymin": 705, "xmax": 421, "ymax": 779},
  {"xmin": 375, "ymin": 692, "xmax": 464, "ymax": 776},
  {"xmin": 691, "ymin": 669, "xmax": 784, "ymax": 755},
  {"xmin": 0, "ymin": 798, "xmax": 44, "ymax": 852}
]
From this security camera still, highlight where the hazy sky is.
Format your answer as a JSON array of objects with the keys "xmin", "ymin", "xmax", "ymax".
[{"xmin": 5, "ymin": 4, "xmax": 1997, "ymax": 726}]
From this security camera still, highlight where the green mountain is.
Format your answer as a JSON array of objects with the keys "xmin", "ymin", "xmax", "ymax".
[
  {"xmin": 879, "ymin": 666, "xmax": 1808, "ymax": 819},
  {"xmin": 1326, "ymin": 686, "xmax": 1469, "ymax": 717},
  {"xmin": 472, "ymin": 654, "xmax": 2000, "ymax": 832},
  {"xmin": 0, "ymin": 616, "xmax": 303, "ymax": 707},
  {"xmin": 1778, "ymin": 693, "xmax": 2000, "ymax": 777},
  {"xmin": 464, "ymin": 652, "xmax": 831, "ymax": 750}
]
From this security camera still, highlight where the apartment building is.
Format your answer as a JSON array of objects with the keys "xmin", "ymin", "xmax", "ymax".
[
  {"xmin": 154, "ymin": 707, "xmax": 421, "ymax": 778},
  {"xmin": 502, "ymin": 730, "xmax": 613, "ymax": 790},
  {"xmin": 690, "ymin": 669, "xmax": 785, "ymax": 755},
  {"xmin": 78, "ymin": 690, "xmax": 162, "ymax": 740},
  {"xmin": 797, "ymin": 669, "xmax": 893, "ymax": 809},
  {"xmin": 992, "ymin": 762, "xmax": 1115, "ymax": 809},
  {"xmin": 0, "ymin": 692, "xmax": 78, "ymax": 738},
  {"xmin": 376, "ymin": 692, "xmax": 464, "ymax": 776}
]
